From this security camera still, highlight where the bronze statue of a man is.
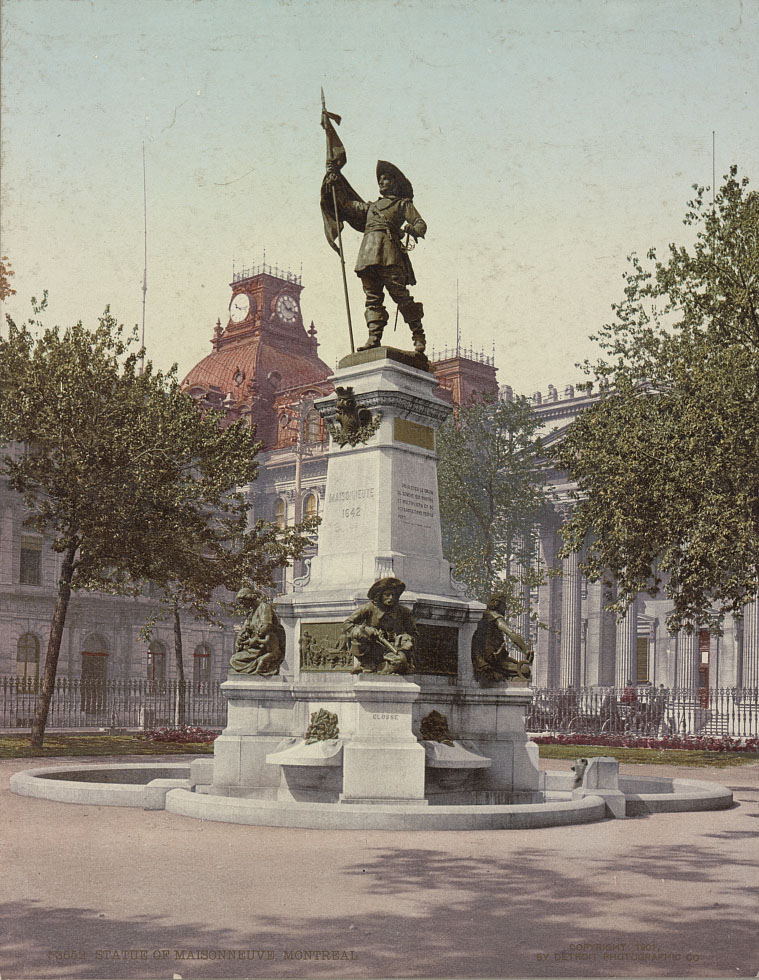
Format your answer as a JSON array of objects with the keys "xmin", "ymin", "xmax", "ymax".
[
  {"xmin": 471, "ymin": 592, "xmax": 534, "ymax": 685},
  {"xmin": 340, "ymin": 576, "xmax": 417, "ymax": 675},
  {"xmin": 326, "ymin": 161, "xmax": 427, "ymax": 354}
]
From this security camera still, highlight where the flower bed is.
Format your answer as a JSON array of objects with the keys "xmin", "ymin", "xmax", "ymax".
[
  {"xmin": 530, "ymin": 733, "xmax": 759, "ymax": 753},
  {"xmin": 140, "ymin": 726, "xmax": 219, "ymax": 744}
]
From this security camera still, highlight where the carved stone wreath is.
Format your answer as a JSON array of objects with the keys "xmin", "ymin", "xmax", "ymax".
[
  {"xmin": 305, "ymin": 708, "xmax": 340, "ymax": 743},
  {"xmin": 326, "ymin": 410, "xmax": 382, "ymax": 447},
  {"xmin": 419, "ymin": 709, "xmax": 455, "ymax": 746}
]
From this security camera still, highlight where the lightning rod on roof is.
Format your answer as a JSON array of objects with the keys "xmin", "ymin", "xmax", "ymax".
[
  {"xmin": 141, "ymin": 143, "xmax": 147, "ymax": 373},
  {"xmin": 456, "ymin": 279, "xmax": 460, "ymax": 357}
]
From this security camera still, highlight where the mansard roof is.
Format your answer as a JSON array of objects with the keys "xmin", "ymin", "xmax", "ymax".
[{"xmin": 182, "ymin": 334, "xmax": 331, "ymax": 401}]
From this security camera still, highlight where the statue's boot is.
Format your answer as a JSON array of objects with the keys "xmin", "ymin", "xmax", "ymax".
[
  {"xmin": 358, "ymin": 322, "xmax": 384, "ymax": 351},
  {"xmin": 410, "ymin": 323, "xmax": 426, "ymax": 355},
  {"xmin": 400, "ymin": 302, "xmax": 425, "ymax": 355}
]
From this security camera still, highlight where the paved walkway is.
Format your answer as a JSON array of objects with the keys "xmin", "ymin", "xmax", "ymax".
[{"xmin": 1, "ymin": 755, "xmax": 757, "ymax": 980}]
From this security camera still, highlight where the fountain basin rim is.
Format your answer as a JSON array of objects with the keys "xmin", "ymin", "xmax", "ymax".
[
  {"xmin": 9, "ymin": 762, "xmax": 734, "ymax": 828},
  {"xmin": 164, "ymin": 787, "xmax": 608, "ymax": 830}
]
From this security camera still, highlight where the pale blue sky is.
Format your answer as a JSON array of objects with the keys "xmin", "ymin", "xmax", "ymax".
[{"xmin": 2, "ymin": 0, "xmax": 757, "ymax": 393}]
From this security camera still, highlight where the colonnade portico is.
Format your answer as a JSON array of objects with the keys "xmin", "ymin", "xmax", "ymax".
[{"xmin": 532, "ymin": 518, "xmax": 752, "ymax": 691}]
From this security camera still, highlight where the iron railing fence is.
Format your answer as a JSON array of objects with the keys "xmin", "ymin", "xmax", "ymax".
[
  {"xmin": 526, "ymin": 686, "xmax": 759, "ymax": 738},
  {"xmin": 1, "ymin": 677, "xmax": 225, "ymax": 730},
  {"xmin": 3, "ymin": 677, "xmax": 758, "ymax": 739}
]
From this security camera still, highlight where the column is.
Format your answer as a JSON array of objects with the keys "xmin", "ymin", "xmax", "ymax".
[
  {"xmin": 742, "ymin": 595, "xmax": 759, "ymax": 687},
  {"xmin": 518, "ymin": 581, "xmax": 531, "ymax": 650},
  {"xmin": 675, "ymin": 628, "xmax": 699, "ymax": 690},
  {"xmin": 0, "ymin": 507, "xmax": 12, "ymax": 584},
  {"xmin": 535, "ymin": 524, "xmax": 558, "ymax": 687},
  {"xmin": 517, "ymin": 533, "xmax": 532, "ymax": 657},
  {"xmin": 650, "ymin": 619, "xmax": 659, "ymax": 685},
  {"xmin": 614, "ymin": 599, "xmax": 638, "ymax": 687},
  {"xmin": 559, "ymin": 550, "xmax": 582, "ymax": 689}
]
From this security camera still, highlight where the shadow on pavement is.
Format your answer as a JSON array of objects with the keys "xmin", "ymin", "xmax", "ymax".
[{"xmin": 3, "ymin": 838, "xmax": 757, "ymax": 979}]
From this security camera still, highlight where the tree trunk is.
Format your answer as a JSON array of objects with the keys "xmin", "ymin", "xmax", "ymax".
[
  {"xmin": 172, "ymin": 601, "xmax": 186, "ymax": 725},
  {"xmin": 30, "ymin": 542, "xmax": 77, "ymax": 750}
]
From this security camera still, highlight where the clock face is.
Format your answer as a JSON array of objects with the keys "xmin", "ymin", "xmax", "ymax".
[
  {"xmin": 276, "ymin": 293, "xmax": 299, "ymax": 323},
  {"xmin": 229, "ymin": 292, "xmax": 253, "ymax": 324}
]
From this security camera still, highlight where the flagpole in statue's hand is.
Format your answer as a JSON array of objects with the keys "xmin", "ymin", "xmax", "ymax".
[
  {"xmin": 320, "ymin": 89, "xmax": 355, "ymax": 353},
  {"xmin": 330, "ymin": 170, "xmax": 355, "ymax": 354}
]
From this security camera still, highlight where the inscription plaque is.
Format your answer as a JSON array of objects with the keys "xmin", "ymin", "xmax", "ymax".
[
  {"xmin": 414, "ymin": 624, "xmax": 459, "ymax": 676},
  {"xmin": 396, "ymin": 481, "xmax": 435, "ymax": 524},
  {"xmin": 394, "ymin": 417, "xmax": 435, "ymax": 450}
]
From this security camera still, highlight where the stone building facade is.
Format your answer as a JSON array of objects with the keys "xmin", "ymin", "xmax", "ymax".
[
  {"xmin": 0, "ymin": 262, "xmax": 334, "ymax": 689},
  {"xmin": 528, "ymin": 384, "xmax": 756, "ymax": 691},
  {"xmin": 0, "ymin": 436, "xmax": 235, "ymax": 688}
]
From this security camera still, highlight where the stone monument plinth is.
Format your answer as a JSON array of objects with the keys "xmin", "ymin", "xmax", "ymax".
[
  {"xmin": 303, "ymin": 346, "xmax": 457, "ymax": 598},
  {"xmin": 206, "ymin": 348, "xmax": 540, "ymax": 806},
  {"xmin": 340, "ymin": 676, "xmax": 426, "ymax": 803}
]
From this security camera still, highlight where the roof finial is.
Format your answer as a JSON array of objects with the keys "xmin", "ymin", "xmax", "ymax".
[{"xmin": 456, "ymin": 279, "xmax": 460, "ymax": 357}]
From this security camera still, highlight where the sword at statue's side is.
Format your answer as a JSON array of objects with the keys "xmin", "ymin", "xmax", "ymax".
[
  {"xmin": 393, "ymin": 231, "xmax": 413, "ymax": 332},
  {"xmin": 320, "ymin": 89, "xmax": 354, "ymax": 353}
]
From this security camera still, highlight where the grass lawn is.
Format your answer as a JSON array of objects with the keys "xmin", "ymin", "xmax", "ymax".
[
  {"xmin": 536, "ymin": 743, "xmax": 759, "ymax": 767},
  {"xmin": 0, "ymin": 733, "xmax": 216, "ymax": 759},
  {"xmin": 1, "ymin": 733, "xmax": 757, "ymax": 767}
]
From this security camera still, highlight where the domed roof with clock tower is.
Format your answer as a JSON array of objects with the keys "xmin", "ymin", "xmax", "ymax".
[{"xmin": 181, "ymin": 261, "xmax": 333, "ymax": 447}]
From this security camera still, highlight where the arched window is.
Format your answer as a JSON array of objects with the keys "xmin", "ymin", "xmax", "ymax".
[
  {"xmin": 81, "ymin": 634, "xmax": 109, "ymax": 683},
  {"xmin": 275, "ymin": 498, "xmax": 287, "ymax": 529},
  {"xmin": 304, "ymin": 493, "xmax": 318, "ymax": 521},
  {"xmin": 20, "ymin": 534, "xmax": 43, "ymax": 586},
  {"xmin": 17, "ymin": 634, "xmax": 40, "ymax": 684},
  {"xmin": 81, "ymin": 634, "xmax": 109, "ymax": 713},
  {"xmin": 272, "ymin": 565, "xmax": 287, "ymax": 595},
  {"xmin": 193, "ymin": 644, "xmax": 212, "ymax": 687},
  {"xmin": 147, "ymin": 640, "xmax": 166, "ymax": 684},
  {"xmin": 305, "ymin": 409, "xmax": 322, "ymax": 443}
]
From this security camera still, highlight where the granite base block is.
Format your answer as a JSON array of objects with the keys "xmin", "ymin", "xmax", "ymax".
[{"xmin": 342, "ymin": 739, "xmax": 426, "ymax": 801}]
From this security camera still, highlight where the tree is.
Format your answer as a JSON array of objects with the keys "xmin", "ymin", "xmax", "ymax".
[
  {"xmin": 553, "ymin": 167, "xmax": 759, "ymax": 633},
  {"xmin": 141, "ymin": 512, "xmax": 316, "ymax": 721},
  {"xmin": 0, "ymin": 256, "xmax": 16, "ymax": 300},
  {"xmin": 0, "ymin": 306, "xmax": 311, "ymax": 747},
  {"xmin": 436, "ymin": 394, "xmax": 550, "ymax": 614}
]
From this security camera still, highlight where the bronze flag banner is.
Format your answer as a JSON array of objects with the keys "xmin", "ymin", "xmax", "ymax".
[{"xmin": 319, "ymin": 94, "xmax": 364, "ymax": 254}]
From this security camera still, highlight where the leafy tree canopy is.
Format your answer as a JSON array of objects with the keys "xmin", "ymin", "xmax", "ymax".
[
  {"xmin": 1, "ymin": 308, "xmax": 262, "ymax": 591},
  {"xmin": 437, "ymin": 394, "xmax": 550, "ymax": 613},
  {"xmin": 0, "ymin": 256, "xmax": 16, "ymax": 300},
  {"xmin": 0, "ymin": 304, "xmax": 313, "ymax": 743},
  {"xmin": 553, "ymin": 167, "xmax": 759, "ymax": 633}
]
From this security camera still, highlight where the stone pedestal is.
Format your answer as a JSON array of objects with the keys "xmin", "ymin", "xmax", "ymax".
[
  {"xmin": 306, "ymin": 347, "xmax": 456, "ymax": 597},
  {"xmin": 340, "ymin": 677, "xmax": 426, "ymax": 804},
  {"xmin": 207, "ymin": 348, "xmax": 539, "ymax": 809},
  {"xmin": 276, "ymin": 349, "xmax": 483, "ymax": 686},
  {"xmin": 572, "ymin": 756, "xmax": 626, "ymax": 818},
  {"xmin": 211, "ymin": 674, "xmax": 296, "ymax": 797},
  {"xmin": 453, "ymin": 688, "xmax": 540, "ymax": 794}
]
